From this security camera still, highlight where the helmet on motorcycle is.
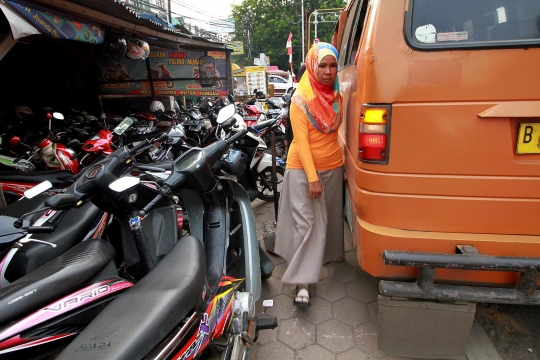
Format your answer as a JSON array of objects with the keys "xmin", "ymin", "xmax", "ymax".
[
  {"xmin": 149, "ymin": 101, "xmax": 165, "ymax": 114},
  {"xmin": 126, "ymin": 37, "xmax": 150, "ymax": 61},
  {"xmin": 221, "ymin": 149, "xmax": 248, "ymax": 176},
  {"xmin": 103, "ymin": 35, "xmax": 127, "ymax": 57},
  {"xmin": 14, "ymin": 105, "xmax": 33, "ymax": 120}
]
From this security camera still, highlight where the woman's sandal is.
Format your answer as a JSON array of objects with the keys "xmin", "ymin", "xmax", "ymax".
[{"xmin": 293, "ymin": 287, "xmax": 311, "ymax": 307}]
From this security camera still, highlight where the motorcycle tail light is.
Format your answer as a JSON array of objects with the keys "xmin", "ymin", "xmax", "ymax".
[{"xmin": 46, "ymin": 112, "xmax": 52, "ymax": 119}]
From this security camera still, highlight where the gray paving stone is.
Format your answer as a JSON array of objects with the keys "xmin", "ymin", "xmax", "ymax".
[
  {"xmin": 380, "ymin": 354, "xmax": 421, "ymax": 360},
  {"xmin": 333, "ymin": 298, "xmax": 370, "ymax": 327},
  {"xmin": 256, "ymin": 220, "xmax": 263, "ymax": 230},
  {"xmin": 315, "ymin": 279, "xmax": 346, "ymax": 302},
  {"xmin": 328, "ymin": 263, "xmax": 360, "ymax": 284},
  {"xmin": 261, "ymin": 276, "xmax": 284, "ymax": 299},
  {"xmin": 295, "ymin": 344, "xmax": 336, "ymax": 360},
  {"xmin": 265, "ymin": 294, "xmax": 298, "ymax": 320},
  {"xmin": 297, "ymin": 296, "xmax": 333, "ymax": 324},
  {"xmin": 316, "ymin": 319, "xmax": 355, "ymax": 353},
  {"xmin": 273, "ymin": 263, "xmax": 288, "ymax": 280},
  {"xmin": 358, "ymin": 268, "xmax": 379, "ymax": 285},
  {"xmin": 338, "ymin": 347, "xmax": 373, "ymax": 360},
  {"xmin": 354, "ymin": 321, "xmax": 387, "ymax": 358},
  {"xmin": 256, "ymin": 212, "xmax": 276, "ymax": 222},
  {"xmin": 344, "ymin": 251, "xmax": 360, "ymax": 268},
  {"xmin": 367, "ymin": 301, "xmax": 378, "ymax": 323},
  {"xmin": 346, "ymin": 279, "xmax": 379, "ymax": 304},
  {"xmin": 278, "ymin": 317, "xmax": 315, "ymax": 350},
  {"xmin": 318, "ymin": 266, "xmax": 330, "ymax": 281},
  {"xmin": 256, "ymin": 340, "xmax": 295, "ymax": 360}
]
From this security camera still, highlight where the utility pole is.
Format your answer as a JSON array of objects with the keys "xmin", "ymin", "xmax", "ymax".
[
  {"xmin": 314, "ymin": 10, "xmax": 318, "ymax": 39},
  {"xmin": 301, "ymin": 0, "xmax": 305, "ymax": 62},
  {"xmin": 244, "ymin": 14, "xmax": 252, "ymax": 65}
]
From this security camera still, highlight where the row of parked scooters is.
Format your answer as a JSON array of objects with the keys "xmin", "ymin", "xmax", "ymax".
[{"xmin": 0, "ymin": 95, "xmax": 291, "ymax": 359}]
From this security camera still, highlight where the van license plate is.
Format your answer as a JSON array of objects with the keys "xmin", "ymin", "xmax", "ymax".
[{"xmin": 516, "ymin": 123, "xmax": 540, "ymax": 154}]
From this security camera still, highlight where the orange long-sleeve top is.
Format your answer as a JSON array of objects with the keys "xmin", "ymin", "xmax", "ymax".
[{"xmin": 286, "ymin": 102, "xmax": 344, "ymax": 182}]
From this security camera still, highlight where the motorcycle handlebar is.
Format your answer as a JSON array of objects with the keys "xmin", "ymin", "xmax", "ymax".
[
  {"xmin": 28, "ymin": 225, "xmax": 55, "ymax": 233},
  {"xmin": 128, "ymin": 133, "xmax": 169, "ymax": 156},
  {"xmin": 225, "ymin": 128, "xmax": 248, "ymax": 146}
]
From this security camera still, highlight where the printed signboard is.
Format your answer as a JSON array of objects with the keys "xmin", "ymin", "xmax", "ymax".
[
  {"xmin": 95, "ymin": 50, "xmax": 229, "ymax": 97},
  {"xmin": 225, "ymin": 41, "xmax": 244, "ymax": 55}
]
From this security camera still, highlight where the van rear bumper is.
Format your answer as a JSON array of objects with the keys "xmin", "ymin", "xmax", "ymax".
[
  {"xmin": 357, "ymin": 218, "xmax": 540, "ymax": 288},
  {"xmin": 379, "ymin": 246, "xmax": 540, "ymax": 305}
]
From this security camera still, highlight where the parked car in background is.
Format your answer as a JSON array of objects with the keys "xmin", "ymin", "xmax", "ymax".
[{"xmin": 268, "ymin": 73, "xmax": 295, "ymax": 96}]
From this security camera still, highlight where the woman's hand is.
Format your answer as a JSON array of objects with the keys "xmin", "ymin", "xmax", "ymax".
[{"xmin": 309, "ymin": 180, "xmax": 323, "ymax": 199}]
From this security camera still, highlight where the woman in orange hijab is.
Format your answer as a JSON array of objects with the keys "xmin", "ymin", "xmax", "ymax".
[{"xmin": 275, "ymin": 42, "xmax": 344, "ymax": 307}]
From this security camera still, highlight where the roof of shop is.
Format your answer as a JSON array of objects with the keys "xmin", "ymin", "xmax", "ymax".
[{"xmin": 67, "ymin": 0, "xmax": 223, "ymax": 47}]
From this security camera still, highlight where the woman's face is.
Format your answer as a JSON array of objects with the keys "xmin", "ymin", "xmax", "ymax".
[{"xmin": 316, "ymin": 55, "xmax": 338, "ymax": 86}]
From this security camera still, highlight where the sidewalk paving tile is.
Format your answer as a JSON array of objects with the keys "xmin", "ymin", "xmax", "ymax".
[
  {"xmin": 256, "ymin": 341, "xmax": 295, "ymax": 360},
  {"xmin": 278, "ymin": 317, "xmax": 316, "ymax": 350},
  {"xmin": 327, "ymin": 263, "xmax": 360, "ymax": 284},
  {"xmin": 333, "ymin": 297, "xmax": 370, "ymax": 327},
  {"xmin": 314, "ymin": 279, "xmax": 346, "ymax": 302},
  {"xmin": 338, "ymin": 347, "xmax": 376, "ymax": 360},
  {"xmin": 346, "ymin": 279, "xmax": 379, "ymax": 304},
  {"xmin": 354, "ymin": 321, "xmax": 388, "ymax": 358},
  {"xmin": 295, "ymin": 344, "xmax": 335, "ymax": 360},
  {"xmin": 297, "ymin": 296, "xmax": 333, "ymax": 324},
  {"xmin": 316, "ymin": 319, "xmax": 355, "ymax": 353}
]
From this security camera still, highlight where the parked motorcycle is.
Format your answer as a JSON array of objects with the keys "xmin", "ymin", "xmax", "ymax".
[
  {"xmin": 0, "ymin": 106, "xmax": 275, "ymax": 358},
  {"xmin": 56, "ymin": 105, "xmax": 276, "ymax": 359},
  {"xmin": 217, "ymin": 111, "xmax": 286, "ymax": 202}
]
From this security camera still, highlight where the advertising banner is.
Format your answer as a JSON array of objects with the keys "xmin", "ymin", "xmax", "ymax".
[
  {"xmin": 8, "ymin": 0, "xmax": 105, "ymax": 44},
  {"xmin": 95, "ymin": 50, "xmax": 229, "ymax": 97}
]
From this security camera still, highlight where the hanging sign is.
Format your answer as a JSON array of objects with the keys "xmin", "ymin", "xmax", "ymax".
[
  {"xmin": 225, "ymin": 41, "xmax": 244, "ymax": 55},
  {"xmin": 7, "ymin": 0, "xmax": 105, "ymax": 44}
]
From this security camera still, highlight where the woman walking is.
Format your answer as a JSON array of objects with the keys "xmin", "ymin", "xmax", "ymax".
[{"xmin": 275, "ymin": 42, "xmax": 344, "ymax": 307}]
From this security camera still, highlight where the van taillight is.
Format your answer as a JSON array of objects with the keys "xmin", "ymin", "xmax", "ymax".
[{"xmin": 358, "ymin": 105, "xmax": 391, "ymax": 164}]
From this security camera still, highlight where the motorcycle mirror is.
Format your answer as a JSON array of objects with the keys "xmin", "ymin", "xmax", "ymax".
[
  {"xmin": 100, "ymin": 113, "xmax": 107, "ymax": 121},
  {"xmin": 52, "ymin": 112, "xmax": 64, "ymax": 120},
  {"xmin": 282, "ymin": 93, "xmax": 291, "ymax": 104},
  {"xmin": 216, "ymin": 104, "xmax": 236, "ymax": 124},
  {"xmin": 109, "ymin": 176, "xmax": 140, "ymax": 192},
  {"xmin": 66, "ymin": 139, "xmax": 82, "ymax": 149},
  {"xmin": 24, "ymin": 181, "xmax": 53, "ymax": 199},
  {"xmin": 8, "ymin": 136, "xmax": 21, "ymax": 147}
]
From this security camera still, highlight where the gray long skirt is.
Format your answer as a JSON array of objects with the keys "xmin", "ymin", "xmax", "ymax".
[{"xmin": 275, "ymin": 167, "xmax": 344, "ymax": 285}]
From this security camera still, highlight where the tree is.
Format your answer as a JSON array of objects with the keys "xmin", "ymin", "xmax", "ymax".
[{"xmin": 231, "ymin": 0, "xmax": 346, "ymax": 74}]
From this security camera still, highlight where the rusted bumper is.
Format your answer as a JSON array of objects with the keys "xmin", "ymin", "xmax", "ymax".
[{"xmin": 379, "ymin": 245, "xmax": 540, "ymax": 305}]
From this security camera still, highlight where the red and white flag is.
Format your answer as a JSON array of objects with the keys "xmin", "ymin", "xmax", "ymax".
[{"xmin": 286, "ymin": 32, "xmax": 294, "ymax": 76}]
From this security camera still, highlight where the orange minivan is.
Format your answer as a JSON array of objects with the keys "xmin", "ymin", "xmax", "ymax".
[{"xmin": 335, "ymin": 0, "xmax": 540, "ymax": 303}]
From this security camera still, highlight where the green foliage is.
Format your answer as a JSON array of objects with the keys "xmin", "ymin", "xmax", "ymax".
[{"xmin": 231, "ymin": 0, "xmax": 346, "ymax": 75}]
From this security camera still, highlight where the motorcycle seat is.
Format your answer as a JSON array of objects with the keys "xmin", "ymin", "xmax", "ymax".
[
  {"xmin": 0, "ymin": 239, "xmax": 116, "ymax": 326},
  {"xmin": 0, "ymin": 170, "xmax": 74, "ymax": 187},
  {"xmin": 56, "ymin": 236, "xmax": 206, "ymax": 360},
  {"xmin": 252, "ymin": 118, "xmax": 280, "ymax": 131}
]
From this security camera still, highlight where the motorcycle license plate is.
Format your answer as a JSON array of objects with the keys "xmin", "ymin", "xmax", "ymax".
[
  {"xmin": 114, "ymin": 117, "xmax": 134, "ymax": 135},
  {"xmin": 516, "ymin": 123, "xmax": 540, "ymax": 154}
]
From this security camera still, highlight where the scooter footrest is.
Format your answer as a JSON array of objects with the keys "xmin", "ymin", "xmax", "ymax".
[{"xmin": 255, "ymin": 317, "xmax": 278, "ymax": 331}]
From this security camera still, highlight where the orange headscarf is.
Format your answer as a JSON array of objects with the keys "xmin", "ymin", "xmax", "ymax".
[{"xmin": 291, "ymin": 42, "xmax": 342, "ymax": 133}]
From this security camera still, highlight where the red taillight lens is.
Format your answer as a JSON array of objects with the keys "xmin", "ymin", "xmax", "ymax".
[{"xmin": 358, "ymin": 105, "xmax": 391, "ymax": 164}]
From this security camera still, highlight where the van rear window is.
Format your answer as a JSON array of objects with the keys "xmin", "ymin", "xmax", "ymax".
[{"xmin": 407, "ymin": 0, "xmax": 540, "ymax": 50}]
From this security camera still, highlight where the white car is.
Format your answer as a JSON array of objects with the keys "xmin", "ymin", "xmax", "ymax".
[{"xmin": 269, "ymin": 74, "xmax": 295, "ymax": 96}]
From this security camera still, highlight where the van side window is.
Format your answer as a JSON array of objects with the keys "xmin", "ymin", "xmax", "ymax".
[
  {"xmin": 346, "ymin": 0, "xmax": 370, "ymax": 65},
  {"xmin": 338, "ymin": 0, "xmax": 363, "ymax": 67},
  {"xmin": 407, "ymin": 0, "xmax": 540, "ymax": 50}
]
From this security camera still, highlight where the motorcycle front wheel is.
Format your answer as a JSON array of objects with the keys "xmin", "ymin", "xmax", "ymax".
[{"xmin": 256, "ymin": 167, "xmax": 285, "ymax": 202}]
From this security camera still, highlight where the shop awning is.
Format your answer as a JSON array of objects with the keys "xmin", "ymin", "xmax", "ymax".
[{"xmin": 0, "ymin": 0, "xmax": 40, "ymax": 40}]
